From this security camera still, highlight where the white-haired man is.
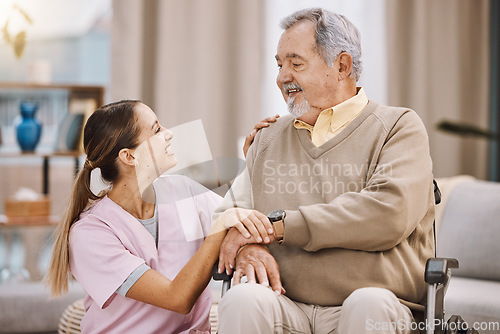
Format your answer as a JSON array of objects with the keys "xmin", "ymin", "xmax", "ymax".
[{"xmin": 215, "ymin": 8, "xmax": 434, "ymax": 334}]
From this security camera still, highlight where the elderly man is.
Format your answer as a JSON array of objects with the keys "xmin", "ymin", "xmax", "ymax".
[{"xmin": 215, "ymin": 8, "xmax": 435, "ymax": 334}]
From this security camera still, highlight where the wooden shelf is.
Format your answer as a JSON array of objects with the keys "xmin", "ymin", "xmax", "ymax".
[
  {"xmin": 0, "ymin": 152, "xmax": 82, "ymax": 195},
  {"xmin": 0, "ymin": 214, "xmax": 59, "ymax": 227},
  {"xmin": 0, "ymin": 150, "xmax": 82, "ymax": 157},
  {"xmin": 0, "ymin": 82, "xmax": 104, "ymax": 90},
  {"xmin": 0, "ymin": 82, "xmax": 105, "ymax": 107}
]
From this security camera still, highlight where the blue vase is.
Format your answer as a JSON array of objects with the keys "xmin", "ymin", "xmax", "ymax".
[{"xmin": 16, "ymin": 101, "xmax": 42, "ymax": 152}]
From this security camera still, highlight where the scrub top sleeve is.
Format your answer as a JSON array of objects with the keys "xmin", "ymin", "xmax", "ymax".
[
  {"xmin": 69, "ymin": 220, "xmax": 146, "ymax": 309},
  {"xmin": 116, "ymin": 263, "xmax": 151, "ymax": 296}
]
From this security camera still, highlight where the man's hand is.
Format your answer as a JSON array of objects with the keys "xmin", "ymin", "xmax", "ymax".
[
  {"xmin": 243, "ymin": 115, "xmax": 280, "ymax": 157},
  {"xmin": 233, "ymin": 244, "xmax": 285, "ymax": 295},
  {"xmin": 218, "ymin": 227, "xmax": 276, "ymax": 275}
]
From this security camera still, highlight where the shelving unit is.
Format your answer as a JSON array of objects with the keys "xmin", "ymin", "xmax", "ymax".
[
  {"xmin": 0, "ymin": 151, "xmax": 81, "ymax": 195},
  {"xmin": 0, "ymin": 82, "xmax": 105, "ymax": 194},
  {"xmin": 0, "ymin": 82, "xmax": 105, "ymax": 225},
  {"xmin": 0, "ymin": 82, "xmax": 105, "ymax": 151},
  {"xmin": 0, "ymin": 82, "xmax": 104, "ymax": 107}
]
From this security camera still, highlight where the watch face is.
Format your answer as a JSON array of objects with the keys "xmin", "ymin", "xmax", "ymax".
[{"xmin": 268, "ymin": 209, "xmax": 285, "ymax": 222}]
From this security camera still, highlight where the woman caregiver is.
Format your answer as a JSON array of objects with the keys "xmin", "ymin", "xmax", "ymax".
[{"xmin": 46, "ymin": 100, "xmax": 274, "ymax": 333}]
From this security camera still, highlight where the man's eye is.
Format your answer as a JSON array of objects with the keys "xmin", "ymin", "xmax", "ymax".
[
  {"xmin": 277, "ymin": 64, "xmax": 282, "ymax": 69},
  {"xmin": 292, "ymin": 63, "xmax": 302, "ymax": 68}
]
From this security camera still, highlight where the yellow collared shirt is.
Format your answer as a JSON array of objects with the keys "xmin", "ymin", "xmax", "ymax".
[{"xmin": 294, "ymin": 87, "xmax": 368, "ymax": 147}]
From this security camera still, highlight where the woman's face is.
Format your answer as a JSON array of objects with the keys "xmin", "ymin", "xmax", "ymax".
[{"xmin": 133, "ymin": 103, "xmax": 177, "ymax": 177}]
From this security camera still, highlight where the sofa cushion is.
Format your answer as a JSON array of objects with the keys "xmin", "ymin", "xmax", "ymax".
[
  {"xmin": 445, "ymin": 276, "xmax": 500, "ymax": 330},
  {"xmin": 437, "ymin": 180, "xmax": 500, "ymax": 281},
  {"xmin": 434, "ymin": 175, "xmax": 476, "ymax": 233},
  {"xmin": 0, "ymin": 281, "xmax": 85, "ymax": 333}
]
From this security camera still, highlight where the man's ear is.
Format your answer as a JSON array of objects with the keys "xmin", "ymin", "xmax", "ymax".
[
  {"xmin": 118, "ymin": 148, "xmax": 137, "ymax": 167},
  {"xmin": 337, "ymin": 52, "xmax": 353, "ymax": 80}
]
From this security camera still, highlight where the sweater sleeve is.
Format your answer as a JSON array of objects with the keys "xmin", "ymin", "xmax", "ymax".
[{"xmin": 283, "ymin": 110, "xmax": 434, "ymax": 252}]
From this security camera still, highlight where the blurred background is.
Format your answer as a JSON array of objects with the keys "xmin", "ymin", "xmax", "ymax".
[
  {"xmin": 0, "ymin": 0, "xmax": 498, "ymax": 267},
  {"xmin": 0, "ymin": 1, "xmax": 499, "ymax": 332},
  {"xmin": 1, "ymin": 0, "xmax": 498, "ymax": 239},
  {"xmin": 0, "ymin": 0, "xmax": 498, "ymax": 223},
  {"xmin": 0, "ymin": 0, "xmax": 497, "ymax": 182}
]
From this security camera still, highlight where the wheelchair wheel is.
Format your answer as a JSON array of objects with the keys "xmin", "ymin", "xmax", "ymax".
[{"xmin": 444, "ymin": 315, "xmax": 479, "ymax": 334}]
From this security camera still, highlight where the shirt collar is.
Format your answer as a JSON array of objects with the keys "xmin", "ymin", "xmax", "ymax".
[{"xmin": 294, "ymin": 87, "xmax": 368, "ymax": 131}]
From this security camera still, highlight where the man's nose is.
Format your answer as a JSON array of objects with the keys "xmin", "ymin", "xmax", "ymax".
[{"xmin": 277, "ymin": 67, "xmax": 293, "ymax": 88}]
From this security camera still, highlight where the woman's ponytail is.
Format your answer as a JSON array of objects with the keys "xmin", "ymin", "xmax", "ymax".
[{"xmin": 46, "ymin": 163, "xmax": 102, "ymax": 296}]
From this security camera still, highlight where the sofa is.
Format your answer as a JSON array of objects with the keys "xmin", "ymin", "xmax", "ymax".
[
  {"xmin": 0, "ymin": 226, "xmax": 86, "ymax": 333},
  {"xmin": 435, "ymin": 176, "xmax": 500, "ymax": 331},
  {"xmin": 0, "ymin": 280, "xmax": 85, "ymax": 333}
]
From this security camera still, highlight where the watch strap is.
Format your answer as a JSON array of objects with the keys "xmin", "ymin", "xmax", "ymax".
[
  {"xmin": 272, "ymin": 219, "xmax": 285, "ymax": 240},
  {"xmin": 267, "ymin": 209, "xmax": 286, "ymax": 241}
]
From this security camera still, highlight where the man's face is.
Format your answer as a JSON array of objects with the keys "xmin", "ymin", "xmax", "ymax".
[{"xmin": 276, "ymin": 21, "xmax": 341, "ymax": 119}]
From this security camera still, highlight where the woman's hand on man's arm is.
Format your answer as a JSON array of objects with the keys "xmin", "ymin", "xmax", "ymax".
[{"xmin": 211, "ymin": 208, "xmax": 274, "ymax": 242}]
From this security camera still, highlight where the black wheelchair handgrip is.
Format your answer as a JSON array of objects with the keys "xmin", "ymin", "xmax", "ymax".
[
  {"xmin": 425, "ymin": 257, "xmax": 459, "ymax": 284},
  {"xmin": 212, "ymin": 260, "xmax": 233, "ymax": 281}
]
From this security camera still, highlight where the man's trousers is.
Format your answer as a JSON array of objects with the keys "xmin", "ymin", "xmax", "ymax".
[{"xmin": 218, "ymin": 283, "xmax": 416, "ymax": 334}]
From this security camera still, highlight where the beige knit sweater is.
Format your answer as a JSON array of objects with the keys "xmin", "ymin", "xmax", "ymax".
[{"xmin": 245, "ymin": 101, "xmax": 435, "ymax": 310}]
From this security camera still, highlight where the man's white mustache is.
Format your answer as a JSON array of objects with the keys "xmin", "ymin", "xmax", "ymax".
[{"xmin": 283, "ymin": 83, "xmax": 304, "ymax": 95}]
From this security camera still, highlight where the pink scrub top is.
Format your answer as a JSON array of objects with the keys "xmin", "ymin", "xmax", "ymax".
[{"xmin": 69, "ymin": 175, "xmax": 222, "ymax": 334}]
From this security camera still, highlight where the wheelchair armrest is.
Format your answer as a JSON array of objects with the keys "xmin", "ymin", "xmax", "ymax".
[
  {"xmin": 425, "ymin": 257, "xmax": 459, "ymax": 285},
  {"xmin": 425, "ymin": 258, "xmax": 459, "ymax": 334}
]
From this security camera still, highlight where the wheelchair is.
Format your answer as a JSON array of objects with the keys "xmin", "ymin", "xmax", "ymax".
[{"xmin": 213, "ymin": 180, "xmax": 479, "ymax": 334}]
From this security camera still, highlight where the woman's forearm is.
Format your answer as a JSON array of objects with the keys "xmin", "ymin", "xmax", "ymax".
[
  {"xmin": 169, "ymin": 230, "xmax": 226, "ymax": 313},
  {"xmin": 126, "ymin": 230, "xmax": 226, "ymax": 314}
]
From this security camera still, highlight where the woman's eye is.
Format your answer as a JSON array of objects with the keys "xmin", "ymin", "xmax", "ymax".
[{"xmin": 155, "ymin": 127, "xmax": 161, "ymax": 134}]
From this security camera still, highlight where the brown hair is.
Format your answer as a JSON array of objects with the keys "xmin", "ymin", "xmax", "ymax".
[{"xmin": 46, "ymin": 100, "xmax": 142, "ymax": 296}]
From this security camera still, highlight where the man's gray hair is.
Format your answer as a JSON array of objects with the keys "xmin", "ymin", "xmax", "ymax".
[{"xmin": 280, "ymin": 8, "xmax": 362, "ymax": 82}]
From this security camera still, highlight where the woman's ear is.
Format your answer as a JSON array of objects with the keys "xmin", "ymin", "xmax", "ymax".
[{"xmin": 118, "ymin": 148, "xmax": 138, "ymax": 167}]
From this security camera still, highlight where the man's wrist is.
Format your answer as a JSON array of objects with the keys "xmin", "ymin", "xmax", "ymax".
[
  {"xmin": 267, "ymin": 209, "xmax": 286, "ymax": 240},
  {"xmin": 236, "ymin": 243, "xmax": 266, "ymax": 259},
  {"xmin": 236, "ymin": 244, "xmax": 249, "ymax": 257}
]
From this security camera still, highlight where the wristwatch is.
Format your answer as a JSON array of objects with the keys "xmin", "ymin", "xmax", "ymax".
[{"xmin": 267, "ymin": 209, "xmax": 286, "ymax": 240}]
